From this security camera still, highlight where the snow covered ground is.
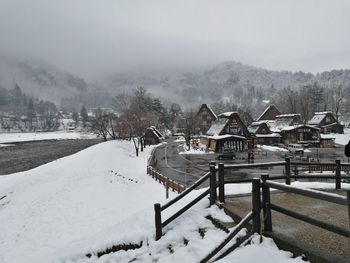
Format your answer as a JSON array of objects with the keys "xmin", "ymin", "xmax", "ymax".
[
  {"xmin": 322, "ymin": 128, "xmax": 350, "ymax": 145},
  {"xmin": 178, "ymin": 142, "xmax": 213, "ymax": 155},
  {"xmin": 0, "ymin": 131, "xmax": 97, "ymax": 144},
  {"xmin": 257, "ymin": 144, "xmax": 289, "ymax": 152},
  {"xmin": 0, "ymin": 140, "xmax": 313, "ymax": 263}
]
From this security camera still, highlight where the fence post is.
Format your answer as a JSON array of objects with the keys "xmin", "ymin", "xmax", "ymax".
[
  {"xmin": 166, "ymin": 178, "xmax": 169, "ymax": 199},
  {"xmin": 252, "ymin": 178, "xmax": 261, "ymax": 233},
  {"xmin": 218, "ymin": 163, "xmax": 225, "ymax": 203},
  {"xmin": 209, "ymin": 161, "xmax": 217, "ymax": 205},
  {"xmin": 285, "ymin": 157, "xmax": 291, "ymax": 185},
  {"xmin": 347, "ymin": 191, "xmax": 350, "ymax": 227},
  {"xmin": 261, "ymin": 173, "xmax": 272, "ymax": 232},
  {"xmin": 336, "ymin": 160, "xmax": 341, "ymax": 190},
  {"xmin": 154, "ymin": 203, "xmax": 162, "ymax": 240}
]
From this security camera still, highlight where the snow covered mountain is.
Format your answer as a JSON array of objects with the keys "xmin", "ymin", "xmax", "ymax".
[
  {"xmin": 0, "ymin": 57, "xmax": 88, "ymax": 105},
  {"xmin": 105, "ymin": 61, "xmax": 350, "ymax": 108},
  {"xmin": 2, "ymin": 56, "xmax": 350, "ymax": 110}
]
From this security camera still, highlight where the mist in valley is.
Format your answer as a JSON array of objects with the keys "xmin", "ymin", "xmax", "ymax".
[{"xmin": 1, "ymin": 0, "xmax": 350, "ymax": 115}]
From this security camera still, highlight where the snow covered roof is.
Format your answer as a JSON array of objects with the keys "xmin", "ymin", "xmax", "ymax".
[
  {"xmin": 197, "ymin": 104, "xmax": 217, "ymax": 119},
  {"xmin": 205, "ymin": 134, "xmax": 247, "ymax": 140},
  {"xmin": 248, "ymin": 126, "xmax": 259, "ymax": 134},
  {"xmin": 205, "ymin": 118, "xmax": 228, "ymax": 136},
  {"xmin": 275, "ymin": 114, "xmax": 301, "ymax": 118},
  {"xmin": 281, "ymin": 124, "xmax": 320, "ymax": 132},
  {"xmin": 320, "ymin": 134, "xmax": 335, "ymax": 139},
  {"xmin": 255, "ymin": 133, "xmax": 281, "ymax": 138},
  {"xmin": 315, "ymin": 111, "xmax": 332, "ymax": 115},
  {"xmin": 206, "ymin": 104, "xmax": 217, "ymax": 119},
  {"xmin": 150, "ymin": 126, "xmax": 163, "ymax": 138},
  {"xmin": 308, "ymin": 113, "xmax": 327, "ymax": 125},
  {"xmin": 217, "ymin": 111, "xmax": 237, "ymax": 118},
  {"xmin": 256, "ymin": 104, "xmax": 280, "ymax": 121}
]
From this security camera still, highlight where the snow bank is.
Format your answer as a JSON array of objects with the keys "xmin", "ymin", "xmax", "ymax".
[
  {"xmin": 178, "ymin": 143, "xmax": 212, "ymax": 155},
  {"xmin": 257, "ymin": 144, "xmax": 288, "ymax": 152},
  {"xmin": 0, "ymin": 140, "xmax": 314, "ymax": 263},
  {"xmin": 0, "ymin": 141, "xmax": 168, "ymax": 263},
  {"xmin": 322, "ymin": 128, "xmax": 350, "ymax": 145}
]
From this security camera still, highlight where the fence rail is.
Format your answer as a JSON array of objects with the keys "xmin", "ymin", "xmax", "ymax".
[
  {"xmin": 154, "ymin": 172, "xmax": 210, "ymax": 240},
  {"xmin": 260, "ymin": 176, "xmax": 350, "ymax": 239},
  {"xmin": 147, "ymin": 166, "xmax": 186, "ymax": 193}
]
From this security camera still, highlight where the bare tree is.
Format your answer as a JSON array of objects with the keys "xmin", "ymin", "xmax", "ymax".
[
  {"xmin": 179, "ymin": 110, "xmax": 197, "ymax": 151},
  {"xmin": 298, "ymin": 86, "xmax": 311, "ymax": 124},
  {"xmin": 277, "ymin": 87, "xmax": 298, "ymax": 113},
  {"xmin": 112, "ymin": 87, "xmax": 153, "ymax": 156},
  {"xmin": 331, "ymin": 84, "xmax": 348, "ymax": 121},
  {"xmin": 90, "ymin": 109, "xmax": 110, "ymax": 141}
]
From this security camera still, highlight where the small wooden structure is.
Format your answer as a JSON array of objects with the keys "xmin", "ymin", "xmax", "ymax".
[
  {"xmin": 248, "ymin": 121, "xmax": 281, "ymax": 145},
  {"xmin": 280, "ymin": 125, "xmax": 319, "ymax": 145},
  {"xmin": 144, "ymin": 126, "xmax": 163, "ymax": 145},
  {"xmin": 308, "ymin": 111, "xmax": 344, "ymax": 134},
  {"xmin": 320, "ymin": 135, "xmax": 335, "ymax": 148}
]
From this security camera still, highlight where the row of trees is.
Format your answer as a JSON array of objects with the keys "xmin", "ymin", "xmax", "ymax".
[
  {"xmin": 273, "ymin": 83, "xmax": 349, "ymax": 123},
  {"xmin": 90, "ymin": 87, "xmax": 183, "ymax": 156},
  {"xmin": 0, "ymin": 84, "xmax": 60, "ymax": 131}
]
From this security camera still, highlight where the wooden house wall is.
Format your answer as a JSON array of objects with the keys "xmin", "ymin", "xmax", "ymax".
[
  {"xmin": 196, "ymin": 106, "xmax": 216, "ymax": 134},
  {"xmin": 221, "ymin": 116, "xmax": 249, "ymax": 138},
  {"xmin": 258, "ymin": 106, "xmax": 281, "ymax": 121}
]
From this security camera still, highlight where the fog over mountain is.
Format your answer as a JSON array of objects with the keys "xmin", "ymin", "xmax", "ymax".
[{"xmin": 2, "ymin": 56, "xmax": 350, "ymax": 114}]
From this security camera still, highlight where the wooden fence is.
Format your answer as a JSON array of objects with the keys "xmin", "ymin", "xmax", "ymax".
[
  {"xmin": 259, "ymin": 175, "xmax": 350, "ymax": 238},
  {"xmin": 146, "ymin": 147, "xmax": 186, "ymax": 193},
  {"xmin": 147, "ymin": 166, "xmax": 186, "ymax": 193}
]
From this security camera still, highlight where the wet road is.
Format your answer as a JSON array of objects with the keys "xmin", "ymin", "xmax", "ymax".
[
  {"xmin": 153, "ymin": 141, "xmax": 212, "ymax": 187},
  {"xmin": 152, "ymin": 140, "xmax": 347, "ymax": 188}
]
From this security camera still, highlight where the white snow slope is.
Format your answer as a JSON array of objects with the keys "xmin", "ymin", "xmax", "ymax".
[{"xmin": 0, "ymin": 140, "xmax": 308, "ymax": 263}]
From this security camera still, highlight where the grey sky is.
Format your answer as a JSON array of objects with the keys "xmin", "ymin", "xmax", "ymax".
[{"xmin": 1, "ymin": 0, "xmax": 349, "ymax": 79}]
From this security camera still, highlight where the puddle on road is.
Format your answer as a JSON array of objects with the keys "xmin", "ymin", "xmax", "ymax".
[{"xmin": 0, "ymin": 144, "xmax": 15, "ymax": 147}]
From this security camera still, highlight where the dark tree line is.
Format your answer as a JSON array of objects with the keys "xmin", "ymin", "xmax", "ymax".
[
  {"xmin": 273, "ymin": 83, "xmax": 350, "ymax": 122},
  {"xmin": 0, "ymin": 84, "xmax": 59, "ymax": 131}
]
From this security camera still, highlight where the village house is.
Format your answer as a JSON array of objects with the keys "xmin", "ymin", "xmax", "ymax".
[
  {"xmin": 202, "ymin": 112, "xmax": 250, "ymax": 152},
  {"xmin": 308, "ymin": 112, "xmax": 344, "ymax": 134},
  {"xmin": 254, "ymin": 113, "xmax": 320, "ymax": 146},
  {"xmin": 144, "ymin": 126, "xmax": 163, "ymax": 145},
  {"xmin": 279, "ymin": 125, "xmax": 320, "ymax": 146},
  {"xmin": 248, "ymin": 121, "xmax": 281, "ymax": 145},
  {"xmin": 195, "ymin": 104, "xmax": 217, "ymax": 135},
  {"xmin": 256, "ymin": 104, "xmax": 281, "ymax": 121}
]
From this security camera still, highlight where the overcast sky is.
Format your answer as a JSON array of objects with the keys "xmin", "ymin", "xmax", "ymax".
[{"xmin": 1, "ymin": 0, "xmax": 350, "ymax": 79}]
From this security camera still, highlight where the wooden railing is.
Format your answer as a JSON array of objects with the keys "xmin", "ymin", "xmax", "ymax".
[
  {"xmin": 147, "ymin": 166, "xmax": 186, "ymax": 193},
  {"xmin": 154, "ymin": 172, "xmax": 210, "ymax": 240},
  {"xmin": 210, "ymin": 158, "xmax": 350, "ymax": 204},
  {"xmin": 258, "ymin": 175, "xmax": 350, "ymax": 239},
  {"xmin": 202, "ymin": 174, "xmax": 350, "ymax": 262},
  {"xmin": 152, "ymin": 155, "xmax": 350, "ymax": 242}
]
